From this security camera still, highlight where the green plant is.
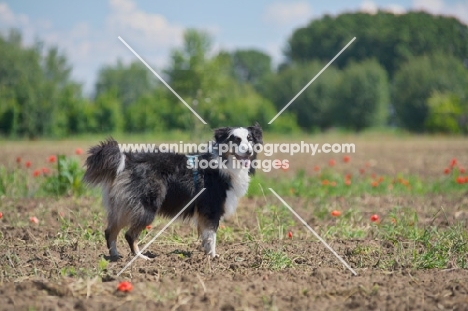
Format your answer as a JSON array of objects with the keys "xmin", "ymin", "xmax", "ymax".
[{"xmin": 40, "ymin": 155, "xmax": 86, "ymax": 196}]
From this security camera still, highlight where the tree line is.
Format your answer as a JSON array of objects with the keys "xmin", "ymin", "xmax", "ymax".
[{"xmin": 0, "ymin": 11, "xmax": 467, "ymax": 138}]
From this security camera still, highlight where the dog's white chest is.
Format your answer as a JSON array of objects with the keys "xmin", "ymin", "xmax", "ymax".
[{"xmin": 223, "ymin": 168, "xmax": 250, "ymax": 219}]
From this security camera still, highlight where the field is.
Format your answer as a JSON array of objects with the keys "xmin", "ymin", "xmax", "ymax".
[{"xmin": 1, "ymin": 133, "xmax": 468, "ymax": 310}]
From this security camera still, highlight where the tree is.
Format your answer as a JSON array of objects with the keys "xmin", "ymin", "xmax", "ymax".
[
  {"xmin": 335, "ymin": 59, "xmax": 389, "ymax": 131},
  {"xmin": 262, "ymin": 61, "xmax": 340, "ymax": 131},
  {"xmin": 231, "ymin": 49, "xmax": 272, "ymax": 90},
  {"xmin": 0, "ymin": 29, "xmax": 81, "ymax": 138},
  {"xmin": 425, "ymin": 92, "xmax": 467, "ymax": 134},
  {"xmin": 94, "ymin": 60, "xmax": 155, "ymax": 108},
  {"xmin": 286, "ymin": 12, "xmax": 468, "ymax": 76},
  {"xmin": 92, "ymin": 90, "xmax": 124, "ymax": 133},
  {"xmin": 392, "ymin": 54, "xmax": 468, "ymax": 132}
]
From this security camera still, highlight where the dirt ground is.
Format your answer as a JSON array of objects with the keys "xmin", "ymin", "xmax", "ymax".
[
  {"xmin": 1, "ymin": 136, "xmax": 468, "ymax": 310},
  {"xmin": 1, "ymin": 193, "xmax": 468, "ymax": 310}
]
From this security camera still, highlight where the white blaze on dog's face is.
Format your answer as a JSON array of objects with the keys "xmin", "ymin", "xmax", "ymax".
[{"xmin": 229, "ymin": 128, "xmax": 253, "ymax": 167}]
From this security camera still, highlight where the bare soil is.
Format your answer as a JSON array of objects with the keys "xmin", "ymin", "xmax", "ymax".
[{"xmin": 1, "ymin": 194, "xmax": 468, "ymax": 310}]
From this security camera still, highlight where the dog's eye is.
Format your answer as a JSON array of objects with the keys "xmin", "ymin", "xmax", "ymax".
[
  {"xmin": 247, "ymin": 134, "xmax": 252, "ymax": 141},
  {"xmin": 234, "ymin": 137, "xmax": 241, "ymax": 143}
]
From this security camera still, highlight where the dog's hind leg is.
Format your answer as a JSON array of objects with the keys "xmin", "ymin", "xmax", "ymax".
[
  {"xmin": 105, "ymin": 224, "xmax": 124, "ymax": 258},
  {"xmin": 125, "ymin": 206, "xmax": 156, "ymax": 260},
  {"xmin": 104, "ymin": 208, "xmax": 129, "ymax": 258}
]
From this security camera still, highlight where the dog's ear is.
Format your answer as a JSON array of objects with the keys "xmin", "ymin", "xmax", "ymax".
[
  {"xmin": 214, "ymin": 127, "xmax": 232, "ymax": 143},
  {"xmin": 248, "ymin": 122, "xmax": 263, "ymax": 145}
]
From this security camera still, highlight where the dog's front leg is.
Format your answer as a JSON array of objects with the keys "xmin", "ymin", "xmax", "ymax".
[{"xmin": 200, "ymin": 228, "xmax": 219, "ymax": 258}]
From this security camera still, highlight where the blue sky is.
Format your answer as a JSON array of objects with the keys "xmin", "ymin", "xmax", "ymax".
[{"xmin": 1, "ymin": 0, "xmax": 467, "ymax": 94}]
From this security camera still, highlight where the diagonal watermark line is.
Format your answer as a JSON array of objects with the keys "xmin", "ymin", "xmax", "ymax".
[
  {"xmin": 116, "ymin": 188, "xmax": 206, "ymax": 277},
  {"xmin": 268, "ymin": 188, "xmax": 357, "ymax": 276},
  {"xmin": 118, "ymin": 36, "xmax": 208, "ymax": 125},
  {"xmin": 268, "ymin": 37, "xmax": 356, "ymax": 124}
]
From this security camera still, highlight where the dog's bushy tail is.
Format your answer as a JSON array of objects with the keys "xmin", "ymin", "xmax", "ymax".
[{"xmin": 83, "ymin": 138, "xmax": 123, "ymax": 186}]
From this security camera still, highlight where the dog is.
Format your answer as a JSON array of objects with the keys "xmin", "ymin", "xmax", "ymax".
[{"xmin": 83, "ymin": 123, "xmax": 263, "ymax": 259}]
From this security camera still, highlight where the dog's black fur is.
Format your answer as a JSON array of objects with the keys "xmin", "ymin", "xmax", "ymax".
[{"xmin": 83, "ymin": 124, "xmax": 262, "ymax": 259}]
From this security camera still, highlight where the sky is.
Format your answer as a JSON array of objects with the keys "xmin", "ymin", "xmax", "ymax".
[{"xmin": 1, "ymin": 0, "xmax": 467, "ymax": 94}]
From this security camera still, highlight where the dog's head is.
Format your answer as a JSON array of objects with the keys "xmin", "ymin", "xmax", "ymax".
[{"xmin": 214, "ymin": 122, "xmax": 263, "ymax": 174}]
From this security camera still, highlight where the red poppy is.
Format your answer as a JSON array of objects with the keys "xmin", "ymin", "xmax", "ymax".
[
  {"xmin": 33, "ymin": 169, "xmax": 41, "ymax": 177},
  {"xmin": 314, "ymin": 166, "xmax": 320, "ymax": 172},
  {"xmin": 48, "ymin": 155, "xmax": 57, "ymax": 163},
  {"xmin": 29, "ymin": 216, "xmax": 39, "ymax": 224},
  {"xmin": 459, "ymin": 167, "xmax": 466, "ymax": 174},
  {"xmin": 345, "ymin": 174, "xmax": 352, "ymax": 180},
  {"xmin": 370, "ymin": 214, "xmax": 380, "ymax": 222},
  {"xmin": 331, "ymin": 210, "xmax": 341, "ymax": 217},
  {"xmin": 16, "ymin": 157, "xmax": 21, "ymax": 164},
  {"xmin": 456, "ymin": 176, "xmax": 465, "ymax": 184},
  {"xmin": 328, "ymin": 159, "xmax": 336, "ymax": 167},
  {"xmin": 322, "ymin": 180, "xmax": 330, "ymax": 186},
  {"xmin": 359, "ymin": 168, "xmax": 365, "ymax": 175},
  {"xmin": 371, "ymin": 181, "xmax": 379, "ymax": 187},
  {"xmin": 330, "ymin": 181, "xmax": 337, "ymax": 187},
  {"xmin": 345, "ymin": 179, "xmax": 351, "ymax": 186},
  {"xmin": 343, "ymin": 155, "xmax": 350, "ymax": 163},
  {"xmin": 75, "ymin": 148, "xmax": 83, "ymax": 155},
  {"xmin": 444, "ymin": 168, "xmax": 451, "ymax": 175},
  {"xmin": 287, "ymin": 231, "xmax": 293, "ymax": 239},
  {"xmin": 25, "ymin": 161, "xmax": 31, "ymax": 168},
  {"xmin": 450, "ymin": 158, "xmax": 457, "ymax": 168},
  {"xmin": 117, "ymin": 281, "xmax": 133, "ymax": 292},
  {"xmin": 0, "ymin": 212, "xmax": 3, "ymax": 219},
  {"xmin": 42, "ymin": 167, "xmax": 50, "ymax": 174}
]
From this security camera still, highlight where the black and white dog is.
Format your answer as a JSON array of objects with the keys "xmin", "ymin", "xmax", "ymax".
[{"xmin": 83, "ymin": 123, "xmax": 262, "ymax": 259}]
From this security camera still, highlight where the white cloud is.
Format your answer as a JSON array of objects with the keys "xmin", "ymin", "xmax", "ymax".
[
  {"xmin": 413, "ymin": 0, "xmax": 468, "ymax": 24},
  {"xmin": 360, "ymin": 0, "xmax": 378, "ymax": 14},
  {"xmin": 264, "ymin": 1, "xmax": 313, "ymax": 26},
  {"xmin": 0, "ymin": 2, "xmax": 29, "ymax": 26},
  {"xmin": 385, "ymin": 4, "xmax": 406, "ymax": 15},
  {"xmin": 413, "ymin": 0, "xmax": 444, "ymax": 13},
  {"xmin": 360, "ymin": 0, "xmax": 406, "ymax": 15},
  {"xmin": 107, "ymin": 0, "xmax": 183, "ymax": 48}
]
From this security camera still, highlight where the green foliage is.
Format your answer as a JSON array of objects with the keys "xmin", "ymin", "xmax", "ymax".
[
  {"xmin": 231, "ymin": 49, "xmax": 272, "ymax": 91},
  {"xmin": 425, "ymin": 92, "xmax": 468, "ymax": 134},
  {"xmin": 165, "ymin": 29, "xmax": 298, "ymax": 132},
  {"xmin": 94, "ymin": 60, "xmax": 155, "ymax": 108},
  {"xmin": 334, "ymin": 59, "xmax": 389, "ymax": 130},
  {"xmin": 286, "ymin": 12, "xmax": 468, "ymax": 76},
  {"xmin": 91, "ymin": 90, "xmax": 124, "ymax": 133},
  {"xmin": 41, "ymin": 155, "xmax": 86, "ymax": 196},
  {"xmin": 2, "ymin": 13, "xmax": 468, "ymax": 136},
  {"xmin": 261, "ymin": 249, "xmax": 293, "ymax": 270},
  {"xmin": 124, "ymin": 91, "xmax": 167, "ymax": 133},
  {"xmin": 0, "ymin": 165, "xmax": 30, "ymax": 197},
  {"xmin": 392, "ymin": 54, "xmax": 468, "ymax": 132},
  {"xmin": 0, "ymin": 30, "xmax": 82, "ymax": 138},
  {"xmin": 263, "ymin": 61, "xmax": 340, "ymax": 131}
]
